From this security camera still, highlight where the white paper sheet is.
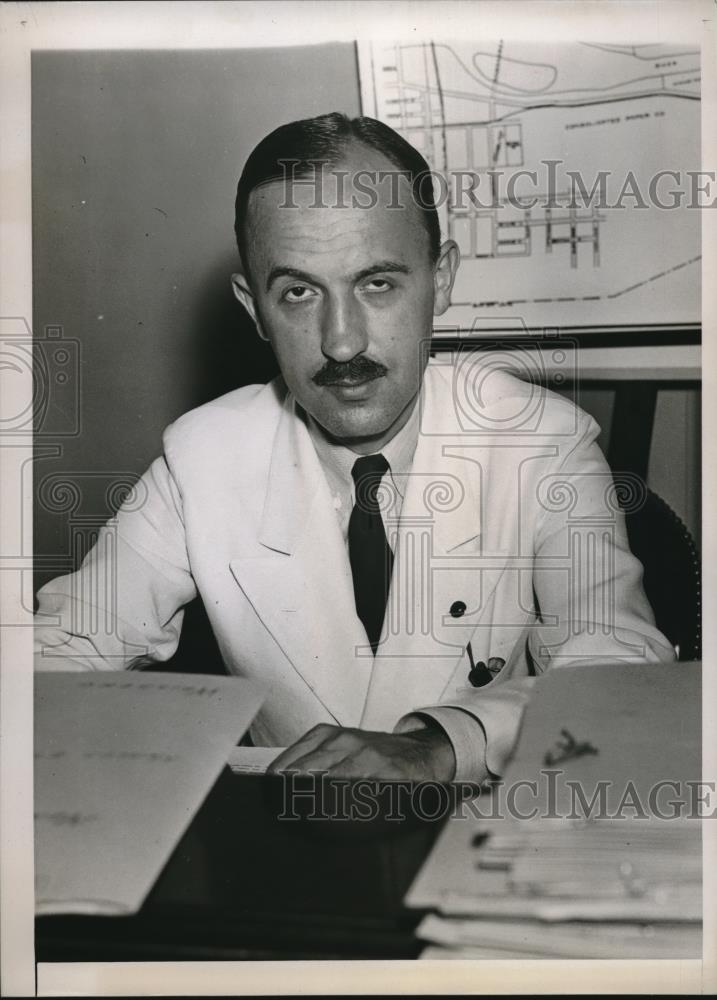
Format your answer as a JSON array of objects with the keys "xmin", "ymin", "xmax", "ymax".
[
  {"xmin": 227, "ymin": 746, "xmax": 286, "ymax": 775},
  {"xmin": 34, "ymin": 671, "xmax": 264, "ymax": 916},
  {"xmin": 405, "ymin": 662, "xmax": 702, "ymax": 955},
  {"xmin": 416, "ymin": 913, "xmax": 702, "ymax": 959}
]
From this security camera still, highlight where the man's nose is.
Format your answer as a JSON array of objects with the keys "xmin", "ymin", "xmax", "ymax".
[{"xmin": 320, "ymin": 295, "xmax": 369, "ymax": 362}]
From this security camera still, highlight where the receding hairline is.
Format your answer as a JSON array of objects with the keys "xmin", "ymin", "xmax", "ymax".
[
  {"xmin": 241, "ymin": 141, "xmax": 435, "ymax": 277},
  {"xmin": 235, "ymin": 114, "xmax": 442, "ymax": 274}
]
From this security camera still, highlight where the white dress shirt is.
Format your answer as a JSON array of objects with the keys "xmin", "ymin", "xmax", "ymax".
[{"xmin": 306, "ymin": 397, "xmax": 419, "ymax": 549}]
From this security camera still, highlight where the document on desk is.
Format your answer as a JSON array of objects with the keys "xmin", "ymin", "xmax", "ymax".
[
  {"xmin": 227, "ymin": 745, "xmax": 286, "ymax": 774},
  {"xmin": 416, "ymin": 912, "xmax": 701, "ymax": 959},
  {"xmin": 34, "ymin": 671, "xmax": 264, "ymax": 916},
  {"xmin": 405, "ymin": 661, "xmax": 703, "ymax": 959}
]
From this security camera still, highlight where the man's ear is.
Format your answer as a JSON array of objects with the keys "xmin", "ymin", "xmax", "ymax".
[
  {"xmin": 231, "ymin": 272, "xmax": 269, "ymax": 341},
  {"xmin": 432, "ymin": 240, "xmax": 460, "ymax": 317}
]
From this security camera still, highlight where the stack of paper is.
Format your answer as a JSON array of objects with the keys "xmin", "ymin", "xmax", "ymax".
[
  {"xmin": 407, "ymin": 661, "xmax": 702, "ymax": 959},
  {"xmin": 35, "ymin": 671, "xmax": 263, "ymax": 916},
  {"xmin": 227, "ymin": 745, "xmax": 286, "ymax": 774}
]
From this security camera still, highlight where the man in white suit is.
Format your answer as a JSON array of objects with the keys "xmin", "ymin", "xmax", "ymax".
[{"xmin": 34, "ymin": 113, "xmax": 675, "ymax": 784}]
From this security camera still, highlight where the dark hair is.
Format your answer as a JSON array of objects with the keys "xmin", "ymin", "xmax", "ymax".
[{"xmin": 234, "ymin": 112, "xmax": 441, "ymax": 271}]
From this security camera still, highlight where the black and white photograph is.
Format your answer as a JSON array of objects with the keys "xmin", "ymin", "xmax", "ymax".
[{"xmin": 0, "ymin": 1, "xmax": 715, "ymax": 995}]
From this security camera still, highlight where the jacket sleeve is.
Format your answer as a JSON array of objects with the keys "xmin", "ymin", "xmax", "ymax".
[
  {"xmin": 34, "ymin": 454, "xmax": 196, "ymax": 671},
  {"xmin": 397, "ymin": 409, "xmax": 676, "ymax": 782}
]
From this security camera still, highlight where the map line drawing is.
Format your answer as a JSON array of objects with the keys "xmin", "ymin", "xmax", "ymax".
[
  {"xmin": 359, "ymin": 39, "xmax": 700, "ymax": 330},
  {"xmin": 450, "ymin": 255, "xmax": 700, "ymax": 310}
]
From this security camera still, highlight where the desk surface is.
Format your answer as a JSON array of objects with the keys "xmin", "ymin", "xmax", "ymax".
[
  {"xmin": 36, "ymin": 663, "xmax": 703, "ymax": 962},
  {"xmin": 36, "ymin": 769, "xmax": 452, "ymax": 961}
]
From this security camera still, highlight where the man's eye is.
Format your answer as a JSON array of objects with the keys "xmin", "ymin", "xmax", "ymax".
[
  {"xmin": 363, "ymin": 279, "xmax": 393, "ymax": 293},
  {"xmin": 282, "ymin": 285, "xmax": 315, "ymax": 303}
]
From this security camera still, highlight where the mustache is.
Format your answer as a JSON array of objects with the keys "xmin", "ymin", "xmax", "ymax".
[{"xmin": 312, "ymin": 356, "xmax": 388, "ymax": 386}]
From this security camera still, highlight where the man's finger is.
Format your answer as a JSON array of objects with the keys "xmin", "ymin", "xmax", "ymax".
[
  {"xmin": 267, "ymin": 724, "xmax": 337, "ymax": 773},
  {"xmin": 327, "ymin": 754, "xmax": 406, "ymax": 781},
  {"xmin": 277, "ymin": 748, "xmax": 352, "ymax": 775}
]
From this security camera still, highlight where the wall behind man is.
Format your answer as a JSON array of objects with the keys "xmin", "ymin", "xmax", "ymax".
[{"xmin": 32, "ymin": 47, "xmax": 361, "ymax": 588}]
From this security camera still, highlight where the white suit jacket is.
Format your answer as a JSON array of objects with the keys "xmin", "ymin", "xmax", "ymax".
[{"xmin": 34, "ymin": 358, "xmax": 676, "ymax": 780}]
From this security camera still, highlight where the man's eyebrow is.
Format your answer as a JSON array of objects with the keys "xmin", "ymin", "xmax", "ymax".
[
  {"xmin": 266, "ymin": 266, "xmax": 314, "ymax": 292},
  {"xmin": 354, "ymin": 261, "xmax": 411, "ymax": 282},
  {"xmin": 266, "ymin": 260, "xmax": 411, "ymax": 292}
]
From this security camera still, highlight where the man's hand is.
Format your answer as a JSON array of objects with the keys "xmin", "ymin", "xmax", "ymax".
[{"xmin": 267, "ymin": 723, "xmax": 456, "ymax": 782}]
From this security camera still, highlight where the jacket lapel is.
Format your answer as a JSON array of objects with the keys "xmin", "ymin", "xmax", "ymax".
[{"xmin": 229, "ymin": 395, "xmax": 371, "ymax": 726}]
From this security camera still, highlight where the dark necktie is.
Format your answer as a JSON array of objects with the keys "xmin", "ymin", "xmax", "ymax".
[{"xmin": 348, "ymin": 454, "xmax": 394, "ymax": 653}]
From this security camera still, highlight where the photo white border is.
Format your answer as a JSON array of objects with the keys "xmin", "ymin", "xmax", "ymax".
[{"xmin": 1, "ymin": 1, "xmax": 714, "ymax": 995}]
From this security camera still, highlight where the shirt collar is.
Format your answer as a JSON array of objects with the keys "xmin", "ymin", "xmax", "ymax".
[{"xmin": 306, "ymin": 393, "xmax": 420, "ymax": 501}]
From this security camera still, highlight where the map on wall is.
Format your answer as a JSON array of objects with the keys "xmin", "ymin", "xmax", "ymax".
[{"xmin": 358, "ymin": 40, "xmax": 701, "ymax": 333}]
